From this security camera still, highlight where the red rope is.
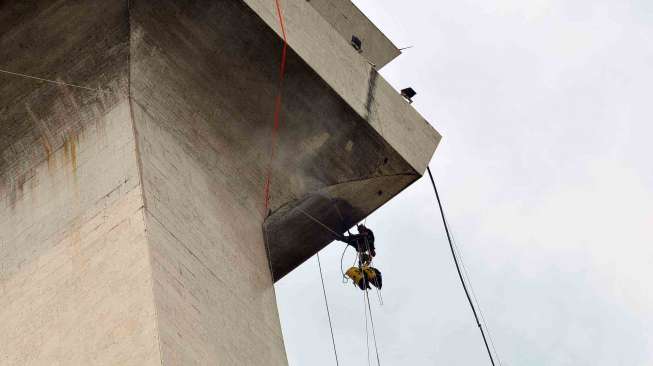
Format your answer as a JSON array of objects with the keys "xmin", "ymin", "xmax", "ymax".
[{"xmin": 263, "ymin": 0, "xmax": 289, "ymax": 216}]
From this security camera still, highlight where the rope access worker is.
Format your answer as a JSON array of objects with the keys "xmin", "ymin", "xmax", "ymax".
[
  {"xmin": 339, "ymin": 224, "xmax": 376, "ymax": 257},
  {"xmin": 338, "ymin": 224, "xmax": 382, "ymax": 290}
]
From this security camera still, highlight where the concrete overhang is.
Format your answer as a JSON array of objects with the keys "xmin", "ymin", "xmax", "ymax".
[{"xmin": 242, "ymin": 0, "xmax": 442, "ymax": 280}]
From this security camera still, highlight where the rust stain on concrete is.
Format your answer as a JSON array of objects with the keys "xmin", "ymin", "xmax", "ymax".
[
  {"xmin": 46, "ymin": 144, "xmax": 56, "ymax": 172},
  {"xmin": 70, "ymin": 136, "xmax": 78, "ymax": 175},
  {"xmin": 39, "ymin": 136, "xmax": 53, "ymax": 158},
  {"xmin": 25, "ymin": 102, "xmax": 54, "ymax": 161},
  {"xmin": 63, "ymin": 137, "xmax": 70, "ymax": 163},
  {"xmin": 63, "ymin": 134, "xmax": 79, "ymax": 176},
  {"xmin": 7, "ymin": 173, "xmax": 28, "ymax": 210}
]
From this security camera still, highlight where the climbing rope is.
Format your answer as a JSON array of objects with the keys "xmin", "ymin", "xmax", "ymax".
[
  {"xmin": 0, "ymin": 68, "xmax": 98, "ymax": 91},
  {"xmin": 426, "ymin": 166, "xmax": 498, "ymax": 366},
  {"xmin": 365, "ymin": 289, "xmax": 382, "ymax": 366},
  {"xmin": 262, "ymin": 0, "xmax": 289, "ymax": 216},
  {"xmin": 296, "ymin": 205, "xmax": 383, "ymax": 365},
  {"xmin": 340, "ymin": 244, "xmax": 351, "ymax": 283},
  {"xmin": 448, "ymin": 215, "xmax": 503, "ymax": 366},
  {"xmin": 363, "ymin": 291, "xmax": 372, "ymax": 366},
  {"xmin": 296, "ymin": 207, "xmax": 345, "ymax": 240},
  {"xmin": 360, "ymin": 237, "xmax": 382, "ymax": 365},
  {"xmin": 259, "ymin": 4, "xmax": 342, "ymax": 364},
  {"xmin": 364, "ymin": 235, "xmax": 384, "ymax": 306},
  {"xmin": 317, "ymin": 253, "xmax": 340, "ymax": 366}
]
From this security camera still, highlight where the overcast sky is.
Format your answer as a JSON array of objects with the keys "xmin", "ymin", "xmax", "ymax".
[{"xmin": 275, "ymin": 0, "xmax": 653, "ymax": 365}]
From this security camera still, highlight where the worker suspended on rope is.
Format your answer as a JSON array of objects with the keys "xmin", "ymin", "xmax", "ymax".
[
  {"xmin": 340, "ymin": 225, "xmax": 382, "ymax": 290},
  {"xmin": 338, "ymin": 224, "xmax": 376, "ymax": 257}
]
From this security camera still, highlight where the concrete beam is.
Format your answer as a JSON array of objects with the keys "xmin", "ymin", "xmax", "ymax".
[{"xmin": 306, "ymin": 0, "xmax": 401, "ymax": 68}]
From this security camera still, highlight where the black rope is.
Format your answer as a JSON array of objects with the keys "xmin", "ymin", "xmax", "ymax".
[
  {"xmin": 297, "ymin": 205, "xmax": 382, "ymax": 365},
  {"xmin": 450, "ymin": 230, "xmax": 503, "ymax": 366},
  {"xmin": 365, "ymin": 289, "xmax": 382, "ymax": 366},
  {"xmin": 317, "ymin": 253, "xmax": 340, "ymax": 366},
  {"xmin": 363, "ymin": 291, "xmax": 372, "ymax": 366},
  {"xmin": 426, "ymin": 166, "xmax": 497, "ymax": 366},
  {"xmin": 359, "ymin": 237, "xmax": 381, "ymax": 366}
]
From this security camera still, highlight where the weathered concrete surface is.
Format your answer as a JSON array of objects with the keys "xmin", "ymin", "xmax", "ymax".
[
  {"xmin": 0, "ymin": 101, "xmax": 161, "ymax": 365},
  {"xmin": 236, "ymin": 0, "xmax": 441, "ymax": 279},
  {"xmin": 127, "ymin": 0, "xmax": 439, "ymax": 283},
  {"xmin": 307, "ymin": 0, "xmax": 401, "ymax": 68},
  {"xmin": 1, "ymin": 0, "xmax": 440, "ymax": 363},
  {"xmin": 0, "ymin": 2, "xmax": 161, "ymax": 365},
  {"xmin": 0, "ymin": 1, "xmax": 129, "ymax": 192},
  {"xmin": 130, "ymin": 1, "xmax": 289, "ymax": 363},
  {"xmin": 243, "ymin": 0, "xmax": 440, "ymax": 175}
]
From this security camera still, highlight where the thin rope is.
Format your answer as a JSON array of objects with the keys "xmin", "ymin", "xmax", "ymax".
[
  {"xmin": 364, "ymin": 235, "xmax": 384, "ymax": 306},
  {"xmin": 362, "ymin": 237, "xmax": 382, "ymax": 366},
  {"xmin": 292, "ymin": 203, "xmax": 384, "ymax": 365},
  {"xmin": 426, "ymin": 166, "xmax": 497, "ymax": 366},
  {"xmin": 316, "ymin": 253, "xmax": 340, "ymax": 366},
  {"xmin": 438, "ymin": 184, "xmax": 502, "ymax": 366},
  {"xmin": 447, "ymin": 219, "xmax": 502, "ymax": 366},
  {"xmin": 375, "ymin": 288, "xmax": 384, "ymax": 306},
  {"xmin": 262, "ymin": 0, "xmax": 289, "ymax": 215},
  {"xmin": 373, "ymin": 275, "xmax": 383, "ymax": 306},
  {"xmin": 0, "ymin": 68, "xmax": 97, "ymax": 91},
  {"xmin": 289, "ymin": 205, "xmax": 347, "ymax": 365},
  {"xmin": 457, "ymin": 249, "xmax": 502, "ymax": 366},
  {"xmin": 295, "ymin": 206, "xmax": 352, "ymax": 285},
  {"xmin": 296, "ymin": 207, "xmax": 345, "ymax": 240},
  {"xmin": 357, "ymin": 240, "xmax": 381, "ymax": 366},
  {"xmin": 365, "ymin": 290, "xmax": 382, "ymax": 366},
  {"xmin": 340, "ymin": 244, "xmax": 351, "ymax": 283},
  {"xmin": 363, "ymin": 290, "xmax": 372, "ymax": 366}
]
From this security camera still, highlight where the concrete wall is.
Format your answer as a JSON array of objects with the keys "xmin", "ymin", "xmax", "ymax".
[
  {"xmin": 0, "ymin": 102, "xmax": 161, "ymax": 365},
  {"xmin": 1, "ymin": 1, "xmax": 291, "ymax": 364},
  {"xmin": 130, "ymin": 1, "xmax": 288, "ymax": 364},
  {"xmin": 1, "ymin": 2, "xmax": 161, "ymax": 365},
  {"xmin": 0, "ymin": 0, "xmax": 130, "ymax": 190}
]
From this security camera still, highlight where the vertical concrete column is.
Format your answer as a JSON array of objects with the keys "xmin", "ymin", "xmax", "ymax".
[
  {"xmin": 1, "ymin": 1, "xmax": 289, "ymax": 364},
  {"xmin": 129, "ymin": 0, "xmax": 288, "ymax": 363},
  {"xmin": 0, "ymin": 101, "xmax": 162, "ymax": 365},
  {"xmin": 1, "ymin": 2, "xmax": 161, "ymax": 365}
]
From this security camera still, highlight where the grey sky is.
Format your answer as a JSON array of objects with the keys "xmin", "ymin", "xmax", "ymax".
[{"xmin": 276, "ymin": 0, "xmax": 653, "ymax": 365}]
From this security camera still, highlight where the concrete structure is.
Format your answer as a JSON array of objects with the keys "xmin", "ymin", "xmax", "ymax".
[{"xmin": 0, "ymin": 1, "xmax": 440, "ymax": 365}]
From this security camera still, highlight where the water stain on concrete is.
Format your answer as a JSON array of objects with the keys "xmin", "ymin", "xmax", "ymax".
[
  {"xmin": 364, "ymin": 66, "xmax": 379, "ymax": 121},
  {"xmin": 25, "ymin": 102, "xmax": 54, "ymax": 160},
  {"xmin": 70, "ymin": 136, "xmax": 78, "ymax": 175},
  {"xmin": 63, "ymin": 134, "xmax": 79, "ymax": 177}
]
